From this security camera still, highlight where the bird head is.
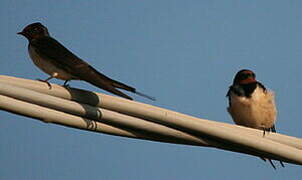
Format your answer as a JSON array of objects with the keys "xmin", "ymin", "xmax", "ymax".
[
  {"xmin": 233, "ymin": 69, "xmax": 257, "ymax": 85},
  {"xmin": 17, "ymin": 22, "xmax": 50, "ymax": 41}
]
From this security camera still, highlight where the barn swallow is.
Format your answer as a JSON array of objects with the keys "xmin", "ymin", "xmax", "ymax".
[
  {"xmin": 226, "ymin": 69, "xmax": 284, "ymax": 169},
  {"xmin": 17, "ymin": 22, "xmax": 155, "ymax": 101}
]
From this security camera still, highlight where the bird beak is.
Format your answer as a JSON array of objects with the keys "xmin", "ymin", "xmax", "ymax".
[{"xmin": 17, "ymin": 32, "xmax": 24, "ymax": 35}]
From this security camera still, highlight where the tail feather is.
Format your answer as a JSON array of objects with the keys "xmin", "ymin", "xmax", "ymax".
[
  {"xmin": 88, "ymin": 79, "xmax": 133, "ymax": 100},
  {"xmin": 111, "ymin": 80, "xmax": 135, "ymax": 92},
  {"xmin": 112, "ymin": 80, "xmax": 156, "ymax": 101},
  {"xmin": 78, "ymin": 70, "xmax": 133, "ymax": 100},
  {"xmin": 102, "ymin": 86, "xmax": 133, "ymax": 100},
  {"xmin": 260, "ymin": 157, "xmax": 276, "ymax": 169},
  {"xmin": 79, "ymin": 66, "xmax": 153, "ymax": 100},
  {"xmin": 135, "ymin": 91, "xmax": 156, "ymax": 101},
  {"xmin": 92, "ymin": 68, "xmax": 136, "ymax": 92},
  {"xmin": 268, "ymin": 159, "xmax": 276, "ymax": 170},
  {"xmin": 259, "ymin": 125, "xmax": 285, "ymax": 169},
  {"xmin": 270, "ymin": 125, "xmax": 285, "ymax": 168},
  {"xmin": 280, "ymin": 161, "xmax": 285, "ymax": 168},
  {"xmin": 103, "ymin": 74, "xmax": 155, "ymax": 101}
]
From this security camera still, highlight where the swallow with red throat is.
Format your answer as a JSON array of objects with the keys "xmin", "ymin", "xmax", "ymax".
[
  {"xmin": 18, "ymin": 22, "xmax": 155, "ymax": 101},
  {"xmin": 226, "ymin": 69, "xmax": 284, "ymax": 169}
]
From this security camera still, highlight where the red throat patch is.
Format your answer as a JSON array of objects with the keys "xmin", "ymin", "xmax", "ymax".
[{"xmin": 239, "ymin": 77, "xmax": 256, "ymax": 84}]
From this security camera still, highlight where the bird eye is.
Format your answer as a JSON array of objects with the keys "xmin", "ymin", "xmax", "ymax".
[{"xmin": 32, "ymin": 27, "xmax": 40, "ymax": 34}]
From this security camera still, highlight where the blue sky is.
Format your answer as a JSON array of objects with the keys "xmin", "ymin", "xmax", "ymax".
[{"xmin": 1, "ymin": 1, "xmax": 301, "ymax": 179}]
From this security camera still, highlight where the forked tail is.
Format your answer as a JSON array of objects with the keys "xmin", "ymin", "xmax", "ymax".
[{"xmin": 135, "ymin": 91, "xmax": 156, "ymax": 101}]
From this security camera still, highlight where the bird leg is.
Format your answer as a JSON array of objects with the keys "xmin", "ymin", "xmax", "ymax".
[
  {"xmin": 262, "ymin": 126, "xmax": 274, "ymax": 137},
  {"xmin": 271, "ymin": 125, "xmax": 276, "ymax": 133},
  {"xmin": 262, "ymin": 128, "xmax": 270, "ymax": 137},
  {"xmin": 37, "ymin": 76, "xmax": 53, "ymax": 89},
  {"xmin": 63, "ymin": 80, "xmax": 70, "ymax": 87}
]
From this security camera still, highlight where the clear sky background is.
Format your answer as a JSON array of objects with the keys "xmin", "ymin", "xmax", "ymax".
[{"xmin": 0, "ymin": 1, "xmax": 301, "ymax": 179}]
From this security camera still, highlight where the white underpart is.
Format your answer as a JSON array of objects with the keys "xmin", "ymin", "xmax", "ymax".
[
  {"xmin": 29, "ymin": 45, "xmax": 75, "ymax": 80},
  {"xmin": 227, "ymin": 85, "xmax": 277, "ymax": 130}
]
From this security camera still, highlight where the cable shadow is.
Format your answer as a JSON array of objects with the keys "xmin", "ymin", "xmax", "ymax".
[{"xmin": 64, "ymin": 86, "xmax": 103, "ymax": 130}]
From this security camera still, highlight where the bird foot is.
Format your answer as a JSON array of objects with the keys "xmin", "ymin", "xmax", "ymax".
[
  {"xmin": 262, "ymin": 128, "xmax": 271, "ymax": 137},
  {"xmin": 63, "ymin": 83, "xmax": 70, "ymax": 88},
  {"xmin": 36, "ymin": 79, "xmax": 52, "ymax": 89},
  {"xmin": 63, "ymin": 80, "xmax": 71, "ymax": 88}
]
